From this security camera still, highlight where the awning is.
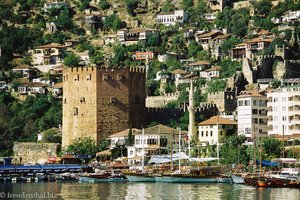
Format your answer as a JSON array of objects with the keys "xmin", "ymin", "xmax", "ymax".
[
  {"xmin": 148, "ymin": 152, "xmax": 189, "ymax": 164},
  {"xmin": 128, "ymin": 156, "xmax": 142, "ymax": 160},
  {"xmin": 271, "ymin": 158, "xmax": 298, "ymax": 164},
  {"xmin": 189, "ymin": 157, "xmax": 219, "ymax": 162},
  {"xmin": 256, "ymin": 160, "xmax": 280, "ymax": 166},
  {"xmin": 96, "ymin": 150, "xmax": 111, "ymax": 156}
]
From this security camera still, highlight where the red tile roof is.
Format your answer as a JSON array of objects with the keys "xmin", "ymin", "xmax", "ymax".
[{"xmin": 197, "ymin": 116, "xmax": 237, "ymax": 126}]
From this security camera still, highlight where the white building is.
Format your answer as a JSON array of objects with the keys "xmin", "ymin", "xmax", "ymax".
[
  {"xmin": 109, "ymin": 128, "xmax": 140, "ymax": 149},
  {"xmin": 197, "ymin": 116, "xmax": 237, "ymax": 145},
  {"xmin": 117, "ymin": 28, "xmax": 157, "ymax": 45},
  {"xmin": 156, "ymin": 10, "xmax": 188, "ymax": 26},
  {"xmin": 237, "ymin": 90, "xmax": 268, "ymax": 141},
  {"xmin": 43, "ymin": 1, "xmax": 68, "ymax": 11},
  {"xmin": 267, "ymin": 86, "xmax": 300, "ymax": 139},
  {"xmin": 127, "ymin": 124, "xmax": 188, "ymax": 166},
  {"xmin": 199, "ymin": 66, "xmax": 220, "ymax": 81}
]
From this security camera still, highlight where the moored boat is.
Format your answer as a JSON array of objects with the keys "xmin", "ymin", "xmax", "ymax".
[
  {"xmin": 231, "ymin": 174, "xmax": 245, "ymax": 184},
  {"xmin": 125, "ymin": 173, "xmax": 156, "ymax": 182}
]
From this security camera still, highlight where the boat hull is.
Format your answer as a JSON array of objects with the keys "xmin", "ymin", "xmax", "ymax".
[
  {"xmin": 231, "ymin": 175, "xmax": 245, "ymax": 184},
  {"xmin": 79, "ymin": 176, "xmax": 110, "ymax": 183},
  {"xmin": 126, "ymin": 175, "xmax": 156, "ymax": 182},
  {"xmin": 161, "ymin": 176, "xmax": 219, "ymax": 183}
]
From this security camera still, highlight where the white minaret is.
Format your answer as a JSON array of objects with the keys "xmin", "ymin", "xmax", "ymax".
[{"xmin": 188, "ymin": 79, "xmax": 196, "ymax": 157}]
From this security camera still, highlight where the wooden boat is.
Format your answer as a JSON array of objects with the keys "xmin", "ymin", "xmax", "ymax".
[
  {"xmin": 257, "ymin": 180, "xmax": 268, "ymax": 187},
  {"xmin": 79, "ymin": 171, "xmax": 127, "ymax": 183},
  {"xmin": 158, "ymin": 168, "xmax": 220, "ymax": 183}
]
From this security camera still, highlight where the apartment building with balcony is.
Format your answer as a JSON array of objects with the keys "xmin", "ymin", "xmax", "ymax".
[
  {"xmin": 267, "ymin": 86, "xmax": 300, "ymax": 139},
  {"xmin": 237, "ymin": 90, "xmax": 268, "ymax": 141}
]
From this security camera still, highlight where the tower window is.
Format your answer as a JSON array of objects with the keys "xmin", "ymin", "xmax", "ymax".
[
  {"xmin": 103, "ymin": 73, "xmax": 109, "ymax": 80},
  {"xmin": 80, "ymin": 97, "xmax": 85, "ymax": 103},
  {"xmin": 110, "ymin": 97, "xmax": 116, "ymax": 103},
  {"xmin": 73, "ymin": 107, "xmax": 78, "ymax": 115},
  {"xmin": 117, "ymin": 74, "xmax": 122, "ymax": 81}
]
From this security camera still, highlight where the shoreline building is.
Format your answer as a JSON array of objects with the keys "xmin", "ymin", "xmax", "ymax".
[
  {"xmin": 237, "ymin": 90, "xmax": 268, "ymax": 142},
  {"xmin": 62, "ymin": 66, "xmax": 146, "ymax": 147},
  {"xmin": 267, "ymin": 86, "xmax": 300, "ymax": 140}
]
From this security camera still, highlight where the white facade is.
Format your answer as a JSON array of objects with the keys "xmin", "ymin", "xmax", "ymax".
[
  {"xmin": 237, "ymin": 92, "xmax": 268, "ymax": 141},
  {"xmin": 267, "ymin": 87, "xmax": 300, "ymax": 137},
  {"xmin": 156, "ymin": 10, "xmax": 188, "ymax": 26}
]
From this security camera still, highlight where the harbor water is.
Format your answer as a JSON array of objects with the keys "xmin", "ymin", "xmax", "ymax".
[{"xmin": 1, "ymin": 182, "xmax": 300, "ymax": 200}]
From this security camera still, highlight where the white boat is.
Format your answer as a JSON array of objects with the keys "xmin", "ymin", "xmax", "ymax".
[{"xmin": 231, "ymin": 174, "xmax": 245, "ymax": 184}]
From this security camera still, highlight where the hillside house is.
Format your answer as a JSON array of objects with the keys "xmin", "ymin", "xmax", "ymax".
[
  {"xmin": 156, "ymin": 10, "xmax": 188, "ymax": 26},
  {"xmin": 117, "ymin": 28, "xmax": 158, "ymax": 45},
  {"xmin": 30, "ymin": 43, "xmax": 65, "ymax": 65}
]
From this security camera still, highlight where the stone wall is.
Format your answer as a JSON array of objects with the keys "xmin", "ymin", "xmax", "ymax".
[
  {"xmin": 13, "ymin": 142, "xmax": 60, "ymax": 164},
  {"xmin": 207, "ymin": 91, "xmax": 236, "ymax": 113},
  {"xmin": 146, "ymin": 93, "xmax": 179, "ymax": 108}
]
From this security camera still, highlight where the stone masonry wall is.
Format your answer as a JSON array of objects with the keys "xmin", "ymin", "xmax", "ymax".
[{"xmin": 13, "ymin": 142, "xmax": 59, "ymax": 164}]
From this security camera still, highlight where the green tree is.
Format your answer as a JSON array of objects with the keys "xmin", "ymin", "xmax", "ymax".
[
  {"xmin": 89, "ymin": 47, "xmax": 104, "ymax": 66},
  {"xmin": 98, "ymin": 0, "xmax": 111, "ymax": 10},
  {"xmin": 207, "ymin": 79, "xmax": 227, "ymax": 93},
  {"xmin": 181, "ymin": 0, "xmax": 194, "ymax": 12},
  {"xmin": 125, "ymin": 0, "xmax": 139, "ymax": 16},
  {"xmin": 188, "ymin": 41, "xmax": 203, "ymax": 58},
  {"xmin": 162, "ymin": 0, "xmax": 175, "ymax": 12},
  {"xmin": 67, "ymin": 137, "xmax": 98, "ymax": 156},
  {"xmin": 64, "ymin": 52, "xmax": 80, "ymax": 67},
  {"xmin": 261, "ymin": 137, "xmax": 282, "ymax": 160},
  {"xmin": 42, "ymin": 129, "xmax": 61, "ymax": 143},
  {"xmin": 253, "ymin": 0, "xmax": 272, "ymax": 16},
  {"xmin": 55, "ymin": 9, "xmax": 73, "ymax": 31},
  {"xmin": 127, "ymin": 127, "xmax": 134, "ymax": 146},
  {"xmin": 220, "ymin": 135, "xmax": 250, "ymax": 165},
  {"xmin": 220, "ymin": 37, "xmax": 242, "ymax": 57},
  {"xmin": 219, "ymin": 59, "xmax": 241, "ymax": 78}
]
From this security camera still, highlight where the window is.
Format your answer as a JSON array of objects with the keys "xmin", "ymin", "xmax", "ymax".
[
  {"xmin": 282, "ymin": 106, "xmax": 286, "ymax": 111},
  {"xmin": 282, "ymin": 116, "xmax": 287, "ymax": 121},
  {"xmin": 206, "ymin": 131, "xmax": 208, "ymax": 137},
  {"xmin": 130, "ymin": 151, "xmax": 133, "ymax": 155},
  {"xmin": 252, "ymin": 109, "xmax": 258, "ymax": 114},
  {"xmin": 80, "ymin": 97, "xmax": 85, "ymax": 103},
  {"xmin": 110, "ymin": 97, "xmax": 116, "ymax": 103},
  {"xmin": 73, "ymin": 107, "xmax": 78, "ymax": 115},
  {"xmin": 220, "ymin": 131, "xmax": 223, "ymax": 136},
  {"xmin": 210, "ymin": 131, "xmax": 213, "ymax": 137},
  {"xmin": 103, "ymin": 73, "xmax": 109, "ymax": 80},
  {"xmin": 245, "ymin": 100, "xmax": 250, "ymax": 106},
  {"xmin": 201, "ymin": 131, "xmax": 204, "ymax": 137},
  {"xmin": 64, "ymin": 98, "xmax": 67, "ymax": 104},
  {"xmin": 117, "ymin": 74, "xmax": 122, "ymax": 81},
  {"xmin": 253, "ymin": 100, "xmax": 257, "ymax": 106},
  {"xmin": 87, "ymin": 74, "xmax": 91, "ymax": 81},
  {"xmin": 74, "ymin": 74, "xmax": 79, "ymax": 81},
  {"xmin": 238, "ymin": 101, "xmax": 244, "ymax": 106}
]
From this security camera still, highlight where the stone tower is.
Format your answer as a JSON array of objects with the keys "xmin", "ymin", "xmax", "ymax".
[{"xmin": 62, "ymin": 66, "xmax": 146, "ymax": 147}]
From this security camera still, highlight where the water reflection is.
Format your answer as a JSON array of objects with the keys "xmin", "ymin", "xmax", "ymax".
[{"xmin": 1, "ymin": 182, "xmax": 300, "ymax": 200}]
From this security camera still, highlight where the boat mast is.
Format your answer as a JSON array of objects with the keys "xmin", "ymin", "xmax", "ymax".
[
  {"xmin": 142, "ymin": 128, "xmax": 145, "ymax": 173},
  {"xmin": 179, "ymin": 127, "xmax": 181, "ymax": 173},
  {"xmin": 217, "ymin": 117, "xmax": 219, "ymax": 166},
  {"xmin": 170, "ymin": 130, "xmax": 173, "ymax": 172}
]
